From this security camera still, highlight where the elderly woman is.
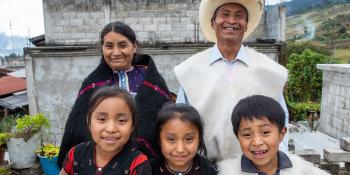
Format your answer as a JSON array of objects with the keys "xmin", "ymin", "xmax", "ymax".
[{"xmin": 57, "ymin": 21, "xmax": 171, "ymax": 168}]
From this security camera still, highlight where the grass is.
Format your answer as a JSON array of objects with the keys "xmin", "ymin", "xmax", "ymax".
[{"xmin": 334, "ymin": 48, "xmax": 350, "ymax": 63}]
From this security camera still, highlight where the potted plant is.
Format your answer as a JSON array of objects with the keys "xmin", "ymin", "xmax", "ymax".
[
  {"xmin": 0, "ymin": 163, "xmax": 15, "ymax": 174},
  {"xmin": 36, "ymin": 143, "xmax": 60, "ymax": 175},
  {"xmin": 0, "ymin": 133, "xmax": 9, "ymax": 164},
  {"xmin": 6, "ymin": 113, "xmax": 50, "ymax": 169},
  {"xmin": 0, "ymin": 116, "xmax": 15, "ymax": 164}
]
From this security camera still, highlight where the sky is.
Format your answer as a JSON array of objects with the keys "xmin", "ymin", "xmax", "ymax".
[
  {"xmin": 0, "ymin": 0, "xmax": 44, "ymax": 37},
  {"xmin": 0, "ymin": 0, "xmax": 287, "ymax": 38}
]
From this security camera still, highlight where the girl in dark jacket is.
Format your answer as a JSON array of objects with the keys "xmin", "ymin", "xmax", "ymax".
[
  {"xmin": 150, "ymin": 103, "xmax": 217, "ymax": 175},
  {"xmin": 60, "ymin": 87, "xmax": 151, "ymax": 175}
]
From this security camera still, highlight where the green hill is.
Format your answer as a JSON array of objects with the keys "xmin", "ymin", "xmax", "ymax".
[{"xmin": 286, "ymin": 2, "xmax": 350, "ymax": 63}]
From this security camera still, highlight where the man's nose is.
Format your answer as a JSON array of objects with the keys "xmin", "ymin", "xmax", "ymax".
[{"xmin": 226, "ymin": 15, "xmax": 237, "ymax": 24}]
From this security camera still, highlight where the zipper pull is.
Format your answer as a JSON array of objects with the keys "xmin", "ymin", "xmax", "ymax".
[{"xmin": 95, "ymin": 167, "xmax": 102, "ymax": 175}]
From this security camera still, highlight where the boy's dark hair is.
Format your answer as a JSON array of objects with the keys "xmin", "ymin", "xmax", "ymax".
[
  {"xmin": 156, "ymin": 103, "xmax": 207, "ymax": 156},
  {"xmin": 87, "ymin": 86, "xmax": 137, "ymax": 136},
  {"xmin": 231, "ymin": 95, "xmax": 285, "ymax": 136}
]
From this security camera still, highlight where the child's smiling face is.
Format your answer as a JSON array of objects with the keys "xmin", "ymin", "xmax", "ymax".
[
  {"xmin": 237, "ymin": 117, "xmax": 286, "ymax": 172},
  {"xmin": 159, "ymin": 117, "xmax": 199, "ymax": 172},
  {"xmin": 89, "ymin": 97, "xmax": 133, "ymax": 156}
]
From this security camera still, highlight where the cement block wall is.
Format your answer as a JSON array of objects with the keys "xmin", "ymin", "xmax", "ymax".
[
  {"xmin": 42, "ymin": 0, "xmax": 277, "ymax": 45},
  {"xmin": 317, "ymin": 64, "xmax": 350, "ymax": 139},
  {"xmin": 265, "ymin": 5, "xmax": 286, "ymax": 42},
  {"xmin": 24, "ymin": 43, "xmax": 280, "ymax": 144}
]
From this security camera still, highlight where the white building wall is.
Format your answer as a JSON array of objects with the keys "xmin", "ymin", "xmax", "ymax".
[{"xmin": 317, "ymin": 64, "xmax": 350, "ymax": 138}]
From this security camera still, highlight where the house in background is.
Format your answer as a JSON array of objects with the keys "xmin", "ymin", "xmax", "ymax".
[
  {"xmin": 25, "ymin": 0, "xmax": 287, "ymax": 143},
  {"xmin": 0, "ymin": 68, "xmax": 28, "ymax": 118}
]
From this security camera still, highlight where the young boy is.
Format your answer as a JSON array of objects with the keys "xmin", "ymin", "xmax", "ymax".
[{"xmin": 218, "ymin": 95, "xmax": 329, "ymax": 175}]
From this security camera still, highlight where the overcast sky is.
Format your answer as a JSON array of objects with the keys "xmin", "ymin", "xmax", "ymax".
[
  {"xmin": 0, "ymin": 0, "xmax": 287, "ymax": 38},
  {"xmin": 0, "ymin": 0, "xmax": 44, "ymax": 37}
]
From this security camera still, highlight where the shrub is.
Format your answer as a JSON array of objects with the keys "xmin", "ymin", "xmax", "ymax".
[
  {"xmin": 0, "ymin": 133, "xmax": 8, "ymax": 150},
  {"xmin": 0, "ymin": 116, "xmax": 16, "ymax": 133},
  {"xmin": 286, "ymin": 47, "xmax": 338, "ymax": 121},
  {"xmin": 287, "ymin": 101, "xmax": 320, "ymax": 121},
  {"xmin": 287, "ymin": 41, "xmax": 332, "ymax": 57},
  {"xmin": 286, "ymin": 49, "xmax": 335, "ymax": 102},
  {"xmin": 0, "ymin": 164, "xmax": 12, "ymax": 174},
  {"xmin": 0, "ymin": 116, "xmax": 16, "ymax": 150}
]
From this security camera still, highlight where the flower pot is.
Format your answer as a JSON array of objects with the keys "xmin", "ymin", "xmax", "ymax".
[
  {"xmin": 38, "ymin": 155, "xmax": 59, "ymax": 175},
  {"xmin": 7, "ymin": 134, "xmax": 41, "ymax": 169},
  {"xmin": 0, "ymin": 148, "xmax": 5, "ymax": 164}
]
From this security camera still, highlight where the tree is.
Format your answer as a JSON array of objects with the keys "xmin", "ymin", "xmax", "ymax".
[
  {"xmin": 338, "ymin": 26, "xmax": 347, "ymax": 34},
  {"xmin": 285, "ymin": 48, "xmax": 338, "ymax": 121},
  {"xmin": 286, "ymin": 49, "xmax": 335, "ymax": 102},
  {"xmin": 7, "ymin": 53, "xmax": 18, "ymax": 59}
]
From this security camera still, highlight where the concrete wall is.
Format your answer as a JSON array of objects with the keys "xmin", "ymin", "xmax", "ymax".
[
  {"xmin": 43, "ymin": 0, "xmax": 276, "ymax": 45},
  {"xmin": 266, "ymin": 5, "xmax": 286, "ymax": 42},
  {"xmin": 24, "ymin": 47, "xmax": 99, "ymax": 142},
  {"xmin": 25, "ymin": 43, "xmax": 280, "ymax": 143},
  {"xmin": 317, "ymin": 64, "xmax": 350, "ymax": 139}
]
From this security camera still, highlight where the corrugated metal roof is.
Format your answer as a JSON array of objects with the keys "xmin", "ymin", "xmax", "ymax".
[
  {"xmin": 0, "ymin": 91, "xmax": 28, "ymax": 109},
  {"xmin": 0, "ymin": 76, "xmax": 26, "ymax": 96},
  {"xmin": 0, "ymin": 68, "xmax": 11, "ymax": 77},
  {"xmin": 7, "ymin": 68, "xmax": 25, "ymax": 78}
]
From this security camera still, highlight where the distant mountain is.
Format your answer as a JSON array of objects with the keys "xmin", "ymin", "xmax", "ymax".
[
  {"xmin": 267, "ymin": 0, "xmax": 350, "ymax": 16},
  {"xmin": 286, "ymin": 2, "xmax": 350, "ymax": 42},
  {"xmin": 0, "ymin": 33, "xmax": 29, "ymax": 58}
]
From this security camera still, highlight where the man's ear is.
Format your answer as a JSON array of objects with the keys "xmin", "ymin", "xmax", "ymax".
[
  {"xmin": 211, "ymin": 19, "xmax": 215, "ymax": 29},
  {"xmin": 244, "ymin": 24, "xmax": 248, "ymax": 32},
  {"xmin": 279, "ymin": 127, "xmax": 287, "ymax": 143}
]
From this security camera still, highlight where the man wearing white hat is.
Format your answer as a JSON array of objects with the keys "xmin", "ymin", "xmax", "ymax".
[{"xmin": 174, "ymin": 0, "xmax": 289, "ymax": 161}]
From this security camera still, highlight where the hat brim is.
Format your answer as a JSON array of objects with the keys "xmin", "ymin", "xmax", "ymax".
[{"xmin": 199, "ymin": 0, "xmax": 264, "ymax": 42}]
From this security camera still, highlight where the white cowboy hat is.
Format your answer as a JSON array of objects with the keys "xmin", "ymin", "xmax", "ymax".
[{"xmin": 199, "ymin": 0, "xmax": 264, "ymax": 42}]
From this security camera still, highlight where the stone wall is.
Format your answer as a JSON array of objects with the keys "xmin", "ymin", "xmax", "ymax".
[
  {"xmin": 43, "ymin": 0, "xmax": 276, "ymax": 45},
  {"xmin": 317, "ymin": 64, "xmax": 350, "ymax": 139}
]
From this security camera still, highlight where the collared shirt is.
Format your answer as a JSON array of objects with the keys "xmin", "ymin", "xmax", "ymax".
[
  {"xmin": 208, "ymin": 44, "xmax": 250, "ymax": 66},
  {"xmin": 241, "ymin": 151, "xmax": 293, "ymax": 175},
  {"xmin": 176, "ymin": 44, "xmax": 289, "ymax": 153}
]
